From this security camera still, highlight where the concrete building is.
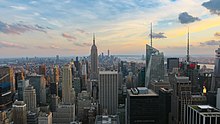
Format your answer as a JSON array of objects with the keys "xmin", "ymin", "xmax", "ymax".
[
  {"xmin": 170, "ymin": 75, "xmax": 192, "ymax": 124},
  {"xmin": 62, "ymin": 64, "xmax": 74, "ymax": 104},
  {"xmin": 38, "ymin": 112, "xmax": 52, "ymax": 124},
  {"xmin": 167, "ymin": 58, "xmax": 179, "ymax": 73},
  {"xmin": 99, "ymin": 71, "xmax": 118, "ymax": 115},
  {"xmin": 17, "ymin": 80, "xmax": 29, "ymax": 100},
  {"xmin": 126, "ymin": 87, "xmax": 159, "ymax": 124},
  {"xmin": 52, "ymin": 104, "xmax": 75, "ymax": 124},
  {"xmin": 27, "ymin": 111, "xmax": 38, "ymax": 124},
  {"xmin": 159, "ymin": 88, "xmax": 172, "ymax": 124},
  {"xmin": 28, "ymin": 75, "xmax": 46, "ymax": 105},
  {"xmin": 12, "ymin": 101, "xmax": 27, "ymax": 124},
  {"xmin": 186, "ymin": 105, "xmax": 220, "ymax": 124},
  {"xmin": 217, "ymin": 88, "xmax": 220, "ymax": 109},
  {"xmin": 77, "ymin": 91, "xmax": 91, "ymax": 121},
  {"xmin": 95, "ymin": 115, "xmax": 120, "ymax": 124},
  {"xmin": 24, "ymin": 85, "xmax": 37, "ymax": 112},
  {"xmin": 90, "ymin": 34, "xmax": 99, "ymax": 80}
]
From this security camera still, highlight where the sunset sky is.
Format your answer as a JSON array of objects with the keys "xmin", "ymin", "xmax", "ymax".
[{"xmin": 0, "ymin": 0, "xmax": 220, "ymax": 57}]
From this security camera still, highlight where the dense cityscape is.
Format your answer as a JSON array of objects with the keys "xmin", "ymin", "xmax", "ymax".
[{"xmin": 1, "ymin": 0, "xmax": 220, "ymax": 124}]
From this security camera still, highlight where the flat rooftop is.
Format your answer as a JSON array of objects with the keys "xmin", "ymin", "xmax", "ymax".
[
  {"xmin": 99, "ymin": 71, "xmax": 118, "ymax": 74},
  {"xmin": 190, "ymin": 105, "xmax": 220, "ymax": 113},
  {"xmin": 127, "ymin": 88, "xmax": 158, "ymax": 96}
]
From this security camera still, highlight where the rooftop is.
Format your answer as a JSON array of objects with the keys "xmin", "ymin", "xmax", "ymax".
[
  {"xmin": 95, "ymin": 115, "xmax": 119, "ymax": 124},
  {"xmin": 128, "ymin": 87, "xmax": 158, "ymax": 96},
  {"xmin": 99, "ymin": 71, "xmax": 118, "ymax": 74},
  {"xmin": 190, "ymin": 105, "xmax": 220, "ymax": 113}
]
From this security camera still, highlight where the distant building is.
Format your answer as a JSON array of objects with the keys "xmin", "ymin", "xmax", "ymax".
[
  {"xmin": 186, "ymin": 105, "xmax": 220, "ymax": 124},
  {"xmin": 62, "ymin": 64, "xmax": 74, "ymax": 104},
  {"xmin": 99, "ymin": 71, "xmax": 118, "ymax": 115},
  {"xmin": 167, "ymin": 58, "xmax": 179, "ymax": 73},
  {"xmin": 12, "ymin": 101, "xmax": 27, "ymax": 124},
  {"xmin": 91, "ymin": 34, "xmax": 99, "ymax": 80},
  {"xmin": 38, "ymin": 112, "xmax": 52, "ymax": 124},
  {"xmin": 17, "ymin": 80, "xmax": 29, "ymax": 100},
  {"xmin": 149, "ymin": 81, "xmax": 171, "ymax": 94},
  {"xmin": 126, "ymin": 87, "xmax": 159, "ymax": 124},
  {"xmin": 145, "ymin": 45, "xmax": 164, "ymax": 87},
  {"xmin": 23, "ymin": 85, "xmax": 37, "ymax": 112},
  {"xmin": 39, "ymin": 64, "xmax": 46, "ymax": 76},
  {"xmin": 51, "ymin": 94, "xmax": 59, "ymax": 112},
  {"xmin": 95, "ymin": 115, "xmax": 120, "ymax": 124},
  {"xmin": 28, "ymin": 75, "xmax": 46, "ymax": 105}
]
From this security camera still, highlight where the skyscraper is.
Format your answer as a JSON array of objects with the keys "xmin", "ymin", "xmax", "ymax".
[
  {"xmin": 126, "ymin": 87, "xmax": 159, "ymax": 124},
  {"xmin": 186, "ymin": 105, "xmax": 220, "ymax": 124},
  {"xmin": 12, "ymin": 101, "xmax": 27, "ymax": 124},
  {"xmin": 28, "ymin": 75, "xmax": 46, "ymax": 105},
  {"xmin": 211, "ymin": 46, "xmax": 220, "ymax": 91},
  {"xmin": 62, "ymin": 64, "xmax": 74, "ymax": 104},
  {"xmin": 0, "ymin": 66, "xmax": 14, "ymax": 110},
  {"xmin": 39, "ymin": 64, "xmax": 46, "ymax": 76},
  {"xmin": 91, "ymin": 34, "xmax": 98, "ymax": 80},
  {"xmin": 81, "ymin": 60, "xmax": 88, "ymax": 91},
  {"xmin": 145, "ymin": 47, "xmax": 164, "ymax": 87},
  {"xmin": 23, "ymin": 85, "xmax": 37, "ymax": 112},
  {"xmin": 99, "ymin": 71, "xmax": 118, "ymax": 115},
  {"xmin": 167, "ymin": 58, "xmax": 179, "ymax": 73},
  {"xmin": 170, "ymin": 75, "xmax": 192, "ymax": 124}
]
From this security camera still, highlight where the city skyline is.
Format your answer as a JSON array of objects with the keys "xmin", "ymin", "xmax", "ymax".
[{"xmin": 0, "ymin": 0, "xmax": 220, "ymax": 57}]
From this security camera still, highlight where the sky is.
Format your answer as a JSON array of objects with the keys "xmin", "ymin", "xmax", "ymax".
[{"xmin": 0, "ymin": 0, "xmax": 220, "ymax": 58}]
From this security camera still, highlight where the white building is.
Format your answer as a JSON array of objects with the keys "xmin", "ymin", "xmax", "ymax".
[{"xmin": 99, "ymin": 71, "xmax": 118, "ymax": 115}]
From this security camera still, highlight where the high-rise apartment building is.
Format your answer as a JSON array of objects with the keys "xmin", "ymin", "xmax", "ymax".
[{"xmin": 99, "ymin": 71, "xmax": 118, "ymax": 115}]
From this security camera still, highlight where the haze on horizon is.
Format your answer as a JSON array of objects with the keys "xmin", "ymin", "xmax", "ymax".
[{"xmin": 0, "ymin": 0, "xmax": 220, "ymax": 58}]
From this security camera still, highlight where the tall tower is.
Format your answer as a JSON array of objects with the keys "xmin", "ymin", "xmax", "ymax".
[
  {"xmin": 150, "ymin": 23, "xmax": 153, "ymax": 47},
  {"xmin": 90, "ymin": 34, "xmax": 98, "ymax": 80},
  {"xmin": 187, "ymin": 28, "xmax": 190, "ymax": 62},
  {"xmin": 81, "ymin": 60, "xmax": 88, "ymax": 91},
  {"xmin": 23, "ymin": 85, "xmax": 37, "ymax": 112},
  {"xmin": 62, "ymin": 64, "xmax": 73, "ymax": 104},
  {"xmin": 99, "ymin": 71, "xmax": 118, "ymax": 114}
]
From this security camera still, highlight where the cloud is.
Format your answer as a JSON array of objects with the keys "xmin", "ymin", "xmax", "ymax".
[
  {"xmin": 178, "ymin": 12, "xmax": 200, "ymax": 24},
  {"xmin": 76, "ymin": 29, "xmax": 89, "ymax": 35},
  {"xmin": 50, "ymin": 45, "xmax": 60, "ymax": 49},
  {"xmin": 0, "ymin": 41, "xmax": 26, "ymax": 49},
  {"xmin": 202, "ymin": 0, "xmax": 220, "ymax": 15},
  {"xmin": 150, "ymin": 32, "xmax": 167, "ymax": 39},
  {"xmin": 74, "ymin": 42, "xmax": 91, "ymax": 47},
  {"xmin": 214, "ymin": 32, "xmax": 220, "ymax": 37},
  {"xmin": 0, "ymin": 21, "xmax": 48, "ymax": 35},
  {"xmin": 10, "ymin": 6, "xmax": 27, "ymax": 10},
  {"xmin": 200, "ymin": 40, "xmax": 220, "ymax": 46},
  {"xmin": 62, "ymin": 33, "xmax": 77, "ymax": 41}
]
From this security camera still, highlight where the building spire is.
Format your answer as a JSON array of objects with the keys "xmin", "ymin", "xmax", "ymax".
[
  {"xmin": 93, "ymin": 33, "xmax": 95, "ymax": 45},
  {"xmin": 150, "ymin": 23, "xmax": 153, "ymax": 47},
  {"xmin": 187, "ymin": 27, "xmax": 190, "ymax": 62}
]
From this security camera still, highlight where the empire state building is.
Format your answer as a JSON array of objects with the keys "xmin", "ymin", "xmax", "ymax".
[{"xmin": 90, "ymin": 34, "xmax": 98, "ymax": 80}]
